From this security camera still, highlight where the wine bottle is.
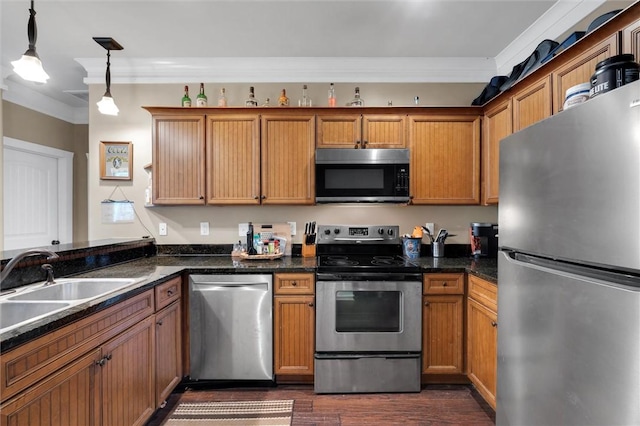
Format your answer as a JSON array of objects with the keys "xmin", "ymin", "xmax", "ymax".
[
  {"xmin": 298, "ymin": 84, "xmax": 312, "ymax": 107},
  {"xmin": 328, "ymin": 83, "xmax": 336, "ymax": 107},
  {"xmin": 350, "ymin": 86, "xmax": 364, "ymax": 107},
  {"xmin": 196, "ymin": 83, "xmax": 207, "ymax": 107},
  {"xmin": 218, "ymin": 88, "xmax": 227, "ymax": 107},
  {"xmin": 278, "ymin": 89, "xmax": 289, "ymax": 106},
  {"xmin": 181, "ymin": 85, "xmax": 191, "ymax": 107},
  {"xmin": 245, "ymin": 86, "xmax": 258, "ymax": 107}
]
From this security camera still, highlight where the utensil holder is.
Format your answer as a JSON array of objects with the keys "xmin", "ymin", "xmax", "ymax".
[
  {"xmin": 432, "ymin": 242, "xmax": 444, "ymax": 258},
  {"xmin": 302, "ymin": 244, "xmax": 316, "ymax": 258}
]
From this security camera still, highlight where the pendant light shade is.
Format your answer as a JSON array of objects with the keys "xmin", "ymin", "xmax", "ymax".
[
  {"xmin": 11, "ymin": 0, "xmax": 49, "ymax": 83},
  {"xmin": 93, "ymin": 37, "xmax": 123, "ymax": 116}
]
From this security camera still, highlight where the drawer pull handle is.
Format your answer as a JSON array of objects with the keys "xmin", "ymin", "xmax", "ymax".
[{"xmin": 491, "ymin": 321, "xmax": 498, "ymax": 327}]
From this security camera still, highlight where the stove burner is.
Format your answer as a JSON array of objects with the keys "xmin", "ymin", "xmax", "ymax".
[{"xmin": 325, "ymin": 256, "xmax": 359, "ymax": 266}]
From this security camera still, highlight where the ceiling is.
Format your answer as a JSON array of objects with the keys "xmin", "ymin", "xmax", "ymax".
[{"xmin": 0, "ymin": 0, "xmax": 634, "ymax": 121}]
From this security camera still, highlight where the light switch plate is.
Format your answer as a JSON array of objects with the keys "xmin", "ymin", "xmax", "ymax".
[
  {"xmin": 200, "ymin": 222, "xmax": 209, "ymax": 236},
  {"xmin": 159, "ymin": 223, "xmax": 167, "ymax": 236},
  {"xmin": 425, "ymin": 223, "xmax": 435, "ymax": 236},
  {"xmin": 288, "ymin": 221, "xmax": 296, "ymax": 236},
  {"xmin": 238, "ymin": 223, "xmax": 249, "ymax": 237}
]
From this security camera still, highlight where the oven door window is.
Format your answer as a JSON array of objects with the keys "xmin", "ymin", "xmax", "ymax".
[{"xmin": 335, "ymin": 290, "xmax": 401, "ymax": 332}]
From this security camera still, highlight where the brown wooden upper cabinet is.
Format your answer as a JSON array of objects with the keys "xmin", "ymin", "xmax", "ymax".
[
  {"xmin": 261, "ymin": 114, "xmax": 316, "ymax": 205},
  {"xmin": 206, "ymin": 114, "xmax": 261, "ymax": 205},
  {"xmin": 316, "ymin": 113, "xmax": 406, "ymax": 148},
  {"xmin": 151, "ymin": 113, "xmax": 206, "ymax": 205},
  {"xmin": 552, "ymin": 33, "xmax": 618, "ymax": 114},
  {"xmin": 482, "ymin": 98, "xmax": 512, "ymax": 205},
  {"xmin": 512, "ymin": 74, "xmax": 553, "ymax": 132},
  {"xmin": 409, "ymin": 114, "xmax": 481, "ymax": 205},
  {"xmin": 622, "ymin": 17, "xmax": 640, "ymax": 61}
]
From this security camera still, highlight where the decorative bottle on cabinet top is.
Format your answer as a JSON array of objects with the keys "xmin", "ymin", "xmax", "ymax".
[
  {"xmin": 181, "ymin": 85, "xmax": 191, "ymax": 107},
  {"xmin": 350, "ymin": 86, "xmax": 364, "ymax": 107},
  {"xmin": 278, "ymin": 89, "xmax": 290, "ymax": 106},
  {"xmin": 245, "ymin": 86, "xmax": 259, "ymax": 107},
  {"xmin": 298, "ymin": 84, "xmax": 312, "ymax": 107},
  {"xmin": 328, "ymin": 83, "xmax": 336, "ymax": 107},
  {"xmin": 196, "ymin": 83, "xmax": 207, "ymax": 107},
  {"xmin": 218, "ymin": 88, "xmax": 227, "ymax": 107}
]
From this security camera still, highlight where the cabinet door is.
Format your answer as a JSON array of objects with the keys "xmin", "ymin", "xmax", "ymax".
[
  {"xmin": 552, "ymin": 33, "xmax": 618, "ymax": 113},
  {"xmin": 155, "ymin": 301, "xmax": 182, "ymax": 408},
  {"xmin": 482, "ymin": 98, "xmax": 512, "ymax": 205},
  {"xmin": 261, "ymin": 115, "xmax": 315, "ymax": 204},
  {"xmin": 206, "ymin": 114, "xmax": 261, "ymax": 205},
  {"xmin": 362, "ymin": 115, "xmax": 406, "ymax": 148},
  {"xmin": 101, "ymin": 317, "xmax": 155, "ymax": 426},
  {"xmin": 467, "ymin": 298, "xmax": 498, "ymax": 410},
  {"xmin": 622, "ymin": 18, "xmax": 640, "ymax": 62},
  {"xmin": 316, "ymin": 114, "xmax": 361, "ymax": 148},
  {"xmin": 273, "ymin": 296, "xmax": 315, "ymax": 377},
  {"xmin": 422, "ymin": 295, "xmax": 464, "ymax": 375},
  {"xmin": 408, "ymin": 115, "xmax": 480, "ymax": 204},
  {"xmin": 512, "ymin": 75, "xmax": 553, "ymax": 132},
  {"xmin": 152, "ymin": 114, "xmax": 206, "ymax": 205},
  {"xmin": 0, "ymin": 349, "xmax": 101, "ymax": 426}
]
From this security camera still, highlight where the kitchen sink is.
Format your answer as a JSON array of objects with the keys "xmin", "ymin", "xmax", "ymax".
[
  {"xmin": 0, "ymin": 301, "xmax": 72, "ymax": 331},
  {"xmin": 6, "ymin": 278, "xmax": 139, "ymax": 302}
]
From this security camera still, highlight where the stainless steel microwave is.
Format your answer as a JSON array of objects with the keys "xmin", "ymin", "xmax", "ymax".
[{"xmin": 315, "ymin": 148, "xmax": 410, "ymax": 203}]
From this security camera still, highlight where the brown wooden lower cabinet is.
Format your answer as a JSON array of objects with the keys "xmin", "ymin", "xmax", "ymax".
[
  {"xmin": 0, "ymin": 277, "xmax": 185, "ymax": 426},
  {"xmin": 273, "ymin": 273, "xmax": 315, "ymax": 382},
  {"xmin": 467, "ymin": 275, "xmax": 498, "ymax": 410},
  {"xmin": 422, "ymin": 273, "xmax": 466, "ymax": 382}
]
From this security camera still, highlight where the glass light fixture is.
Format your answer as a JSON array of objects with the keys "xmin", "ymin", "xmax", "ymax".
[
  {"xmin": 11, "ymin": 0, "xmax": 49, "ymax": 83},
  {"xmin": 94, "ymin": 37, "xmax": 123, "ymax": 116}
]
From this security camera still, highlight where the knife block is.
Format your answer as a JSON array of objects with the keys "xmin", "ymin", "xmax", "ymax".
[{"xmin": 302, "ymin": 243, "xmax": 316, "ymax": 258}]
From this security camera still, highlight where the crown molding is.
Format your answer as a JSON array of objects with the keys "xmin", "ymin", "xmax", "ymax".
[
  {"xmin": 495, "ymin": 0, "xmax": 606, "ymax": 75},
  {"xmin": 2, "ymin": 79, "xmax": 89, "ymax": 125},
  {"xmin": 76, "ymin": 57, "xmax": 497, "ymax": 84}
]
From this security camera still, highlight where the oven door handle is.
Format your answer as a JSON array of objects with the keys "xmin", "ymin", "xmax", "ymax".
[
  {"xmin": 333, "ymin": 237, "xmax": 385, "ymax": 242},
  {"xmin": 315, "ymin": 353, "xmax": 420, "ymax": 360},
  {"xmin": 316, "ymin": 273, "xmax": 422, "ymax": 282}
]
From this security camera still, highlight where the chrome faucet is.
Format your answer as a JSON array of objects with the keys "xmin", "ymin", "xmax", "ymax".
[
  {"xmin": 41, "ymin": 263, "xmax": 56, "ymax": 285},
  {"xmin": 0, "ymin": 249, "xmax": 60, "ymax": 285}
]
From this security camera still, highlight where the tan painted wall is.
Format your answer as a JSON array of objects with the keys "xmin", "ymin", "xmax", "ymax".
[
  {"xmin": 0, "ymin": 93, "xmax": 3, "ymax": 251},
  {"xmin": 88, "ymin": 82, "xmax": 497, "ymax": 246},
  {"xmin": 2, "ymin": 101, "xmax": 89, "ymax": 243}
]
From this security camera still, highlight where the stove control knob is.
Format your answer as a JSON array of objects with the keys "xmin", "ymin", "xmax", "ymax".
[
  {"xmin": 387, "ymin": 229, "xmax": 394, "ymax": 236},
  {"xmin": 378, "ymin": 228, "xmax": 384, "ymax": 235},
  {"xmin": 334, "ymin": 228, "xmax": 341, "ymax": 235},
  {"xmin": 324, "ymin": 229, "xmax": 331, "ymax": 235}
]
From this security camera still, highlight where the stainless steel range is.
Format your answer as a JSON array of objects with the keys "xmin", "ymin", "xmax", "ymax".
[{"xmin": 314, "ymin": 224, "xmax": 422, "ymax": 394}]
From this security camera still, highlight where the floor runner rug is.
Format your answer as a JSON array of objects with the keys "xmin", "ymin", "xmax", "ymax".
[{"xmin": 162, "ymin": 400, "xmax": 294, "ymax": 426}]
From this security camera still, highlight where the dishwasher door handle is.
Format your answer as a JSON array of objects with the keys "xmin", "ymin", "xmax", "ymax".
[{"xmin": 194, "ymin": 282, "xmax": 269, "ymax": 290}]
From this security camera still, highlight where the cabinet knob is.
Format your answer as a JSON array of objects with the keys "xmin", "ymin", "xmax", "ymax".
[
  {"xmin": 254, "ymin": 196, "xmax": 259, "ymax": 200},
  {"xmin": 292, "ymin": 281, "xmax": 297, "ymax": 286},
  {"xmin": 354, "ymin": 141, "xmax": 361, "ymax": 149},
  {"xmin": 199, "ymin": 196, "xmax": 204, "ymax": 200},
  {"xmin": 167, "ymin": 289, "xmax": 174, "ymax": 296},
  {"xmin": 491, "ymin": 321, "xmax": 498, "ymax": 327},
  {"xmin": 362, "ymin": 140, "xmax": 368, "ymax": 148},
  {"xmin": 424, "ymin": 301, "xmax": 429, "ymax": 306},
  {"xmin": 157, "ymin": 320, "xmax": 163, "ymax": 326},
  {"xmin": 261, "ymin": 195, "xmax": 266, "ymax": 200},
  {"xmin": 105, "ymin": 354, "xmax": 112, "ymax": 361},
  {"xmin": 96, "ymin": 358, "xmax": 106, "ymax": 367},
  {"xmin": 308, "ymin": 302, "xmax": 314, "ymax": 307},
  {"xmin": 442, "ymin": 282, "xmax": 448, "ymax": 287}
]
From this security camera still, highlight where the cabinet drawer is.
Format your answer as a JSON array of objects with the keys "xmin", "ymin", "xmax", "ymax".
[
  {"xmin": 1, "ymin": 290, "xmax": 154, "ymax": 403},
  {"xmin": 468, "ymin": 275, "xmax": 497, "ymax": 312},
  {"xmin": 155, "ymin": 276, "xmax": 182, "ymax": 311},
  {"xmin": 423, "ymin": 273, "xmax": 464, "ymax": 295},
  {"xmin": 274, "ymin": 273, "xmax": 315, "ymax": 295}
]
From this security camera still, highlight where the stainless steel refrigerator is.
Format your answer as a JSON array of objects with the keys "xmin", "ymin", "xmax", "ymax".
[{"xmin": 498, "ymin": 80, "xmax": 640, "ymax": 426}]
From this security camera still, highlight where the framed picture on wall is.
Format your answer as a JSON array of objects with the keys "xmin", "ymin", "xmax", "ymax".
[{"xmin": 100, "ymin": 141, "xmax": 133, "ymax": 180}]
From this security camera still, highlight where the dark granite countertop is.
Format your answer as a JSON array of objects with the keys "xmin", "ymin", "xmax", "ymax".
[{"xmin": 1, "ymin": 254, "xmax": 496, "ymax": 352}]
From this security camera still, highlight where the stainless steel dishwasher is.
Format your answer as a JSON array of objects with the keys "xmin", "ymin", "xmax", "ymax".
[{"xmin": 189, "ymin": 274, "xmax": 273, "ymax": 382}]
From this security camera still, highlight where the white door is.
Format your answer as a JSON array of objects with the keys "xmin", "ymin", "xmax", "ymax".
[{"xmin": 3, "ymin": 138, "xmax": 73, "ymax": 250}]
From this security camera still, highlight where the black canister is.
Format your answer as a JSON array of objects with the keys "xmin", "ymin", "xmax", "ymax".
[{"xmin": 590, "ymin": 54, "xmax": 640, "ymax": 98}]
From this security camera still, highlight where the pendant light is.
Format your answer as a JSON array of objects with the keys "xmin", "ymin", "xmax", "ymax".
[
  {"xmin": 11, "ymin": 0, "xmax": 49, "ymax": 83},
  {"xmin": 94, "ymin": 37, "xmax": 123, "ymax": 116}
]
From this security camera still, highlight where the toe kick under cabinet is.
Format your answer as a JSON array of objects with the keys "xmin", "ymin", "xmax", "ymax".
[{"xmin": 0, "ymin": 276, "xmax": 183, "ymax": 426}]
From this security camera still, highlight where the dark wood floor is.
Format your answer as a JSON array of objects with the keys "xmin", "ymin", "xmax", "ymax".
[{"xmin": 146, "ymin": 384, "xmax": 495, "ymax": 426}]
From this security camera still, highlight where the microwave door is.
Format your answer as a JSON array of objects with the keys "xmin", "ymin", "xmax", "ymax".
[{"xmin": 315, "ymin": 164, "xmax": 409, "ymax": 203}]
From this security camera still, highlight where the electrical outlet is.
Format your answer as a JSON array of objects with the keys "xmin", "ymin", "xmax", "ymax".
[
  {"xmin": 200, "ymin": 222, "xmax": 209, "ymax": 236},
  {"xmin": 238, "ymin": 223, "xmax": 249, "ymax": 236},
  {"xmin": 425, "ymin": 222, "xmax": 435, "ymax": 236},
  {"xmin": 159, "ymin": 223, "xmax": 167, "ymax": 236},
  {"xmin": 288, "ymin": 221, "xmax": 296, "ymax": 236}
]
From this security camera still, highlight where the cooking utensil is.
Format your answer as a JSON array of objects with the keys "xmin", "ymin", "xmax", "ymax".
[
  {"xmin": 435, "ymin": 229, "xmax": 446, "ymax": 243},
  {"xmin": 423, "ymin": 226, "xmax": 435, "ymax": 243}
]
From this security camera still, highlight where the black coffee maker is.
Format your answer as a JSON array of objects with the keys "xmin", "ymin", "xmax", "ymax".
[{"xmin": 470, "ymin": 222, "xmax": 499, "ymax": 258}]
